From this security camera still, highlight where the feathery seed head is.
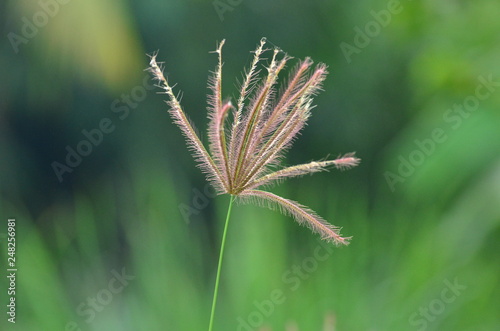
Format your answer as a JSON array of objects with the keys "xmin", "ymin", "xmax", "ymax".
[{"xmin": 148, "ymin": 39, "xmax": 360, "ymax": 245}]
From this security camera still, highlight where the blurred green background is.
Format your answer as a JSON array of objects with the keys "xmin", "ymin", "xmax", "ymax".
[{"xmin": 1, "ymin": 0, "xmax": 499, "ymax": 330}]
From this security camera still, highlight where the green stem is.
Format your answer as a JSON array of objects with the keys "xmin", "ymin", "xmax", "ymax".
[{"xmin": 208, "ymin": 195, "xmax": 235, "ymax": 331}]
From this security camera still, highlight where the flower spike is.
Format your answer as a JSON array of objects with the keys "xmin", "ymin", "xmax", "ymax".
[{"xmin": 149, "ymin": 39, "xmax": 360, "ymax": 244}]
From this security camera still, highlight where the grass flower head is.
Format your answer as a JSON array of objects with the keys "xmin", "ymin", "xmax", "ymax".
[{"xmin": 148, "ymin": 38, "xmax": 359, "ymax": 245}]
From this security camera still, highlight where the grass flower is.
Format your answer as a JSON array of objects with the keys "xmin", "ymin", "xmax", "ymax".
[{"xmin": 148, "ymin": 38, "xmax": 359, "ymax": 330}]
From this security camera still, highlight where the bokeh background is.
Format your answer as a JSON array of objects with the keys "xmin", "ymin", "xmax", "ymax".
[{"xmin": 1, "ymin": 0, "xmax": 499, "ymax": 330}]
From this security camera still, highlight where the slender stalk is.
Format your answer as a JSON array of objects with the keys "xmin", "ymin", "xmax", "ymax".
[{"xmin": 208, "ymin": 195, "xmax": 235, "ymax": 331}]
